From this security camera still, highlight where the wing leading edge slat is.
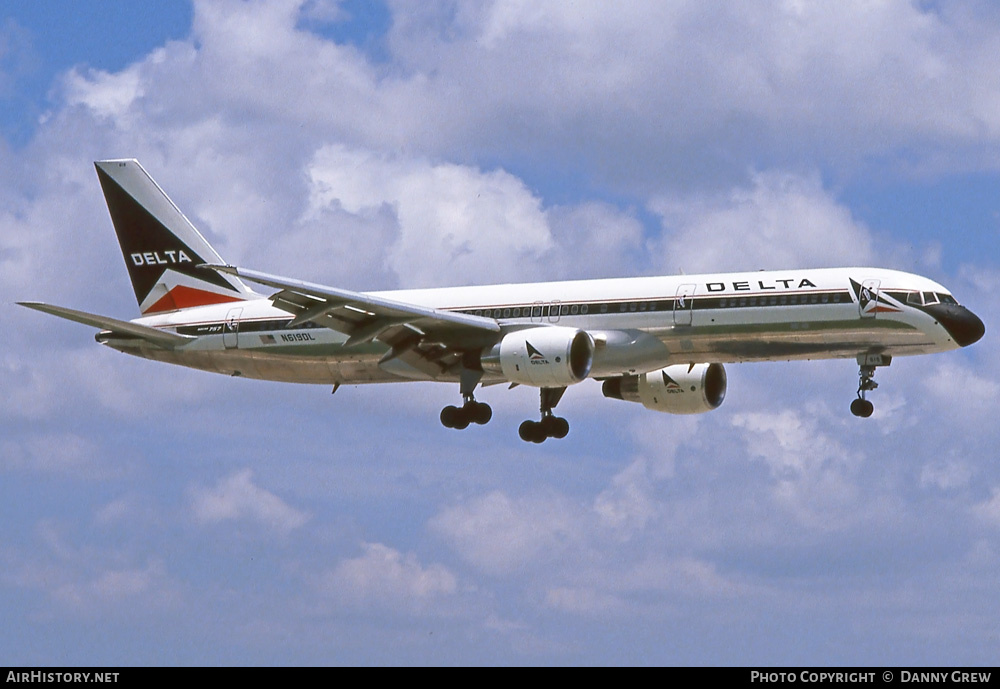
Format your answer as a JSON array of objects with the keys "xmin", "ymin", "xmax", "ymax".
[{"xmin": 202, "ymin": 265, "xmax": 500, "ymax": 334}]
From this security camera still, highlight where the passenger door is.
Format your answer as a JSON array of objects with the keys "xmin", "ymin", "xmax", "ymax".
[
  {"xmin": 674, "ymin": 284, "xmax": 696, "ymax": 326},
  {"xmin": 223, "ymin": 307, "xmax": 243, "ymax": 349},
  {"xmin": 859, "ymin": 279, "xmax": 881, "ymax": 319}
]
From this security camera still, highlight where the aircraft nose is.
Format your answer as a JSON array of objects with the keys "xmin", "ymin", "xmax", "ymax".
[{"xmin": 927, "ymin": 304, "xmax": 986, "ymax": 347}]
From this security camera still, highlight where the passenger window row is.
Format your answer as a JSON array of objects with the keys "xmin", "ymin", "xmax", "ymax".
[{"xmin": 463, "ymin": 291, "xmax": 853, "ymax": 319}]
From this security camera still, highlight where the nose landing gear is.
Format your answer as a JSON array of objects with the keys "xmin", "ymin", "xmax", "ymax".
[
  {"xmin": 851, "ymin": 353, "xmax": 890, "ymax": 418},
  {"xmin": 850, "ymin": 368, "xmax": 876, "ymax": 418}
]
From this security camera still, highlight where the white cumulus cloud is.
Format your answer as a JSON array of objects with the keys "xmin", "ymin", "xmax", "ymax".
[
  {"xmin": 189, "ymin": 469, "xmax": 309, "ymax": 534},
  {"xmin": 430, "ymin": 490, "xmax": 583, "ymax": 575},
  {"xmin": 651, "ymin": 170, "xmax": 874, "ymax": 274},
  {"xmin": 318, "ymin": 542, "xmax": 457, "ymax": 610}
]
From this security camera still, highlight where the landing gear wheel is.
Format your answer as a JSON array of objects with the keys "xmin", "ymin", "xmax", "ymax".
[
  {"xmin": 850, "ymin": 398, "xmax": 874, "ymax": 418},
  {"xmin": 440, "ymin": 405, "xmax": 459, "ymax": 427},
  {"xmin": 550, "ymin": 416, "xmax": 569, "ymax": 439},
  {"xmin": 468, "ymin": 401, "xmax": 492, "ymax": 425},
  {"xmin": 539, "ymin": 415, "xmax": 569, "ymax": 439},
  {"xmin": 440, "ymin": 405, "xmax": 471, "ymax": 429},
  {"xmin": 519, "ymin": 420, "xmax": 545, "ymax": 443}
]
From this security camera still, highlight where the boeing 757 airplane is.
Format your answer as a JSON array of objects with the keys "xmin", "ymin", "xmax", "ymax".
[{"xmin": 20, "ymin": 160, "xmax": 985, "ymax": 442}]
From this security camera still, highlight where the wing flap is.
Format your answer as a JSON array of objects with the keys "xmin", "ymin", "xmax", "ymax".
[
  {"xmin": 200, "ymin": 265, "xmax": 502, "ymax": 380},
  {"xmin": 18, "ymin": 302, "xmax": 194, "ymax": 348},
  {"xmin": 270, "ymin": 290, "xmax": 373, "ymax": 335}
]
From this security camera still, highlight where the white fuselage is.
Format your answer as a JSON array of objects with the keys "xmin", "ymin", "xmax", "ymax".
[{"xmin": 107, "ymin": 266, "xmax": 964, "ymax": 385}]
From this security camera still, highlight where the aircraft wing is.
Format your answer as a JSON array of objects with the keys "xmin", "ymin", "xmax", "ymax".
[
  {"xmin": 18, "ymin": 302, "xmax": 195, "ymax": 348},
  {"xmin": 203, "ymin": 265, "xmax": 502, "ymax": 377}
]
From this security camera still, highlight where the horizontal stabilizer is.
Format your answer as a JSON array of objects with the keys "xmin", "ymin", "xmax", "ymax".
[{"xmin": 18, "ymin": 302, "xmax": 194, "ymax": 348}]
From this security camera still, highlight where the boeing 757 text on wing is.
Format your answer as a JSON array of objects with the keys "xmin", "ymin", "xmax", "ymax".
[{"xmin": 20, "ymin": 160, "xmax": 985, "ymax": 442}]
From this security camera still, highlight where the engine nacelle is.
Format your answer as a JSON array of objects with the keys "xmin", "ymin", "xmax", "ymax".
[
  {"xmin": 602, "ymin": 363, "xmax": 727, "ymax": 415},
  {"xmin": 482, "ymin": 326, "xmax": 595, "ymax": 387}
]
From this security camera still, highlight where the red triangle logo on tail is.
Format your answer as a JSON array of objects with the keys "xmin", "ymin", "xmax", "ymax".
[{"xmin": 144, "ymin": 285, "xmax": 245, "ymax": 314}]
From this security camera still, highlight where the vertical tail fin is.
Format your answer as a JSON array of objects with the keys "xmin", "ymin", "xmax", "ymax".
[{"xmin": 95, "ymin": 159, "xmax": 258, "ymax": 315}]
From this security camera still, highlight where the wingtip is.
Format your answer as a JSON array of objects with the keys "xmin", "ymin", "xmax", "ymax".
[
  {"xmin": 198, "ymin": 263, "xmax": 239, "ymax": 276},
  {"xmin": 94, "ymin": 158, "xmax": 140, "ymax": 167}
]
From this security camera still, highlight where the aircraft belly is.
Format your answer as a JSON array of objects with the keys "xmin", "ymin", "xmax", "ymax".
[
  {"xmin": 242, "ymin": 347, "xmax": 405, "ymax": 384},
  {"xmin": 116, "ymin": 341, "xmax": 408, "ymax": 384},
  {"xmin": 661, "ymin": 318, "xmax": 933, "ymax": 363},
  {"xmin": 122, "ymin": 345, "xmax": 253, "ymax": 377}
]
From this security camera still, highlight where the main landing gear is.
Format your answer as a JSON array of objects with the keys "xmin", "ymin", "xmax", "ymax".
[
  {"xmin": 441, "ymin": 368, "xmax": 493, "ymax": 430},
  {"xmin": 850, "ymin": 353, "xmax": 891, "ymax": 418},
  {"xmin": 519, "ymin": 387, "xmax": 569, "ymax": 443},
  {"xmin": 438, "ymin": 371, "xmax": 571, "ymax": 442},
  {"xmin": 440, "ymin": 399, "xmax": 492, "ymax": 428}
]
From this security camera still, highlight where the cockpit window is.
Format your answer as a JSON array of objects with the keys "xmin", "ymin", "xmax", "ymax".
[{"xmin": 906, "ymin": 291, "xmax": 959, "ymax": 307}]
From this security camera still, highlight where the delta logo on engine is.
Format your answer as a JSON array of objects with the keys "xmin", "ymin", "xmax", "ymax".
[
  {"xmin": 662, "ymin": 371, "xmax": 684, "ymax": 393},
  {"xmin": 527, "ymin": 341, "xmax": 549, "ymax": 365}
]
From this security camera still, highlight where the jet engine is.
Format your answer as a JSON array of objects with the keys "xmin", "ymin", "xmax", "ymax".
[
  {"xmin": 481, "ymin": 326, "xmax": 595, "ymax": 387},
  {"xmin": 602, "ymin": 363, "xmax": 727, "ymax": 414}
]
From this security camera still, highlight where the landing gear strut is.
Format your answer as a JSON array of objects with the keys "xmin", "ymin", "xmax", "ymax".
[
  {"xmin": 441, "ymin": 368, "xmax": 492, "ymax": 430},
  {"xmin": 519, "ymin": 387, "xmax": 569, "ymax": 443},
  {"xmin": 850, "ymin": 353, "xmax": 890, "ymax": 418}
]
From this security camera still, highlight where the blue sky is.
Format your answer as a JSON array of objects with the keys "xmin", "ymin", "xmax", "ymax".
[{"xmin": 2, "ymin": 0, "xmax": 999, "ymax": 665}]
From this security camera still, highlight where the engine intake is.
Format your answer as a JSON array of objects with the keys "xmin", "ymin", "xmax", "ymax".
[
  {"xmin": 602, "ymin": 363, "xmax": 727, "ymax": 414},
  {"xmin": 482, "ymin": 326, "xmax": 595, "ymax": 387}
]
